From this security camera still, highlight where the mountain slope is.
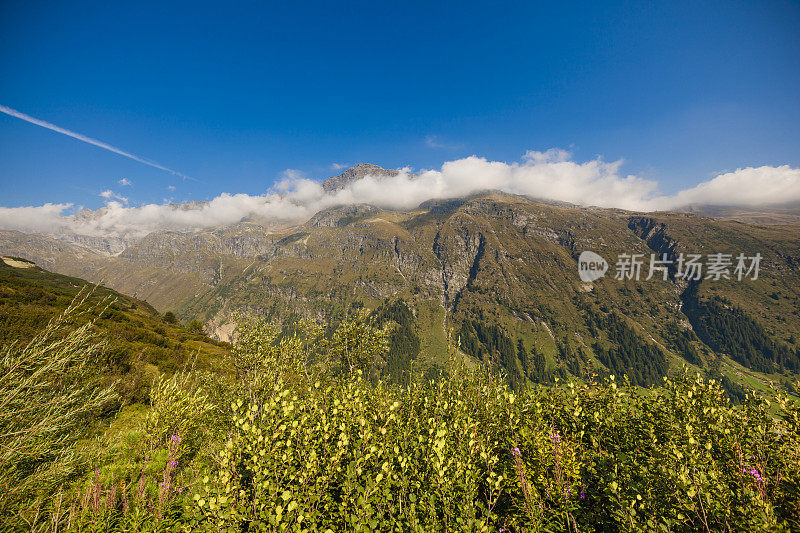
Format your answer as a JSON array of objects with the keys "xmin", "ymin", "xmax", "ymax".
[{"xmin": 2, "ymin": 168, "xmax": 799, "ymax": 394}]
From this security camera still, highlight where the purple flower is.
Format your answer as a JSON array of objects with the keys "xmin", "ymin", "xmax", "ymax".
[
  {"xmin": 511, "ymin": 447, "xmax": 521, "ymax": 458},
  {"xmin": 566, "ymin": 486, "xmax": 572, "ymax": 498},
  {"xmin": 742, "ymin": 466, "xmax": 764, "ymax": 483},
  {"xmin": 171, "ymin": 460, "xmax": 178, "ymax": 467},
  {"xmin": 551, "ymin": 431, "xmax": 561, "ymax": 444},
  {"xmin": 177, "ymin": 487, "xmax": 183, "ymax": 494},
  {"xmin": 95, "ymin": 469, "xmax": 100, "ymax": 475},
  {"xmin": 172, "ymin": 434, "xmax": 181, "ymax": 443},
  {"xmin": 579, "ymin": 490, "xmax": 586, "ymax": 499}
]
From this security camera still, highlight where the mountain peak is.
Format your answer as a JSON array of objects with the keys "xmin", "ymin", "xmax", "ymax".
[{"xmin": 322, "ymin": 163, "xmax": 400, "ymax": 192}]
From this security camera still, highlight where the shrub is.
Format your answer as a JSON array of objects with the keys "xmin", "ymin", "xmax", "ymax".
[
  {"xmin": 191, "ymin": 367, "xmax": 508, "ymax": 531},
  {"xmin": 19, "ymin": 315, "xmax": 800, "ymax": 532},
  {"xmin": 187, "ymin": 320, "xmax": 800, "ymax": 531}
]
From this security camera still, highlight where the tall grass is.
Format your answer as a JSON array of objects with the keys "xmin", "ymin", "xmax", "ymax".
[{"xmin": 0, "ymin": 292, "xmax": 117, "ymax": 527}]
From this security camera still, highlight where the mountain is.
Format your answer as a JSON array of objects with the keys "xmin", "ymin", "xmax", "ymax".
[
  {"xmin": 680, "ymin": 202, "xmax": 800, "ymax": 225},
  {"xmin": 322, "ymin": 163, "xmax": 401, "ymax": 192},
  {"xmin": 2, "ymin": 165, "xmax": 799, "ymax": 396}
]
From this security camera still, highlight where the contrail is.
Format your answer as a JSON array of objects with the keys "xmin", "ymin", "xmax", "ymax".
[{"xmin": 0, "ymin": 104, "xmax": 192, "ymax": 180}]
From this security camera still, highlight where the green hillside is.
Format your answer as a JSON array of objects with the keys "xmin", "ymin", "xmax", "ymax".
[
  {"xmin": 4, "ymin": 302, "xmax": 799, "ymax": 531},
  {"xmin": 132, "ymin": 194, "xmax": 800, "ymax": 395},
  {"xmin": 0, "ymin": 257, "xmax": 229, "ymax": 404}
]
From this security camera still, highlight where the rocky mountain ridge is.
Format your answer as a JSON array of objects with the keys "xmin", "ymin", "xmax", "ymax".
[{"xmin": 321, "ymin": 163, "xmax": 402, "ymax": 192}]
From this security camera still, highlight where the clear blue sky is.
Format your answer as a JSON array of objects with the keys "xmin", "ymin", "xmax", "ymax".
[{"xmin": 1, "ymin": 0, "xmax": 798, "ymax": 208}]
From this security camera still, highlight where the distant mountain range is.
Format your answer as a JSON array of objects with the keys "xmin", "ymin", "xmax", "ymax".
[{"xmin": 2, "ymin": 164, "xmax": 799, "ymax": 395}]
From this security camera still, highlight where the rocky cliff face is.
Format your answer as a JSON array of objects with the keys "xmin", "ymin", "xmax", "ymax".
[
  {"xmin": 321, "ymin": 163, "xmax": 401, "ymax": 192},
  {"xmin": 0, "ymin": 229, "xmax": 107, "ymax": 275},
  {"xmin": 308, "ymin": 205, "xmax": 381, "ymax": 227}
]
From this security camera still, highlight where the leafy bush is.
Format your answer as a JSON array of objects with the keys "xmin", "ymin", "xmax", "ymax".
[
  {"xmin": 184, "ymin": 318, "xmax": 800, "ymax": 531},
  {"xmin": 188, "ymin": 367, "xmax": 800, "ymax": 532},
  {"xmin": 192, "ymin": 369, "xmax": 508, "ymax": 531},
  {"xmin": 9, "ymin": 313, "xmax": 800, "ymax": 532}
]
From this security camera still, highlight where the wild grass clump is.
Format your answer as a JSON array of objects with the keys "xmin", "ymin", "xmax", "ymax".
[{"xmin": 0, "ymin": 293, "xmax": 117, "ymax": 524}]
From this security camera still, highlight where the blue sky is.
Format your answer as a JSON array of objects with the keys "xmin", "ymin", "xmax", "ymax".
[{"xmin": 1, "ymin": 0, "xmax": 799, "ymax": 210}]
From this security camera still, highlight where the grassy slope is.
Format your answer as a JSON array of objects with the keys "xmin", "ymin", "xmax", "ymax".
[{"xmin": 0, "ymin": 260, "xmax": 229, "ymax": 403}]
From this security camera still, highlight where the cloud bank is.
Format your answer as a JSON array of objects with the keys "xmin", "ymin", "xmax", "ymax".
[{"xmin": 1, "ymin": 150, "xmax": 798, "ymax": 241}]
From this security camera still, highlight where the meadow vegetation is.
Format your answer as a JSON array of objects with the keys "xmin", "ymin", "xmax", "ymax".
[{"xmin": 2, "ymin": 299, "xmax": 799, "ymax": 532}]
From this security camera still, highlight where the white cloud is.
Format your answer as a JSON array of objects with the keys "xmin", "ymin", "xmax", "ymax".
[
  {"xmin": 425, "ymin": 135, "xmax": 462, "ymax": 150},
  {"xmin": 523, "ymin": 148, "xmax": 572, "ymax": 164},
  {"xmin": 0, "ymin": 203, "xmax": 75, "ymax": 234},
  {"xmin": 118, "ymin": 178, "xmax": 132, "ymax": 186},
  {"xmin": 100, "ymin": 190, "xmax": 129, "ymax": 204},
  {"xmin": 331, "ymin": 163, "xmax": 347, "ymax": 170},
  {"xmin": 316, "ymin": 151, "xmax": 657, "ymax": 212},
  {"xmin": 646, "ymin": 165, "xmax": 800, "ymax": 209},
  {"xmin": 281, "ymin": 169, "xmax": 305, "ymax": 180},
  {"xmin": 167, "ymin": 185, "xmax": 176, "ymax": 191},
  {"xmin": 1, "ymin": 151, "xmax": 798, "ymax": 242}
]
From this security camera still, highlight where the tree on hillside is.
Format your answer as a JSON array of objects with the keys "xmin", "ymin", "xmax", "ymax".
[
  {"xmin": 372, "ymin": 299, "xmax": 421, "ymax": 387},
  {"xmin": 187, "ymin": 320, "xmax": 205, "ymax": 335}
]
